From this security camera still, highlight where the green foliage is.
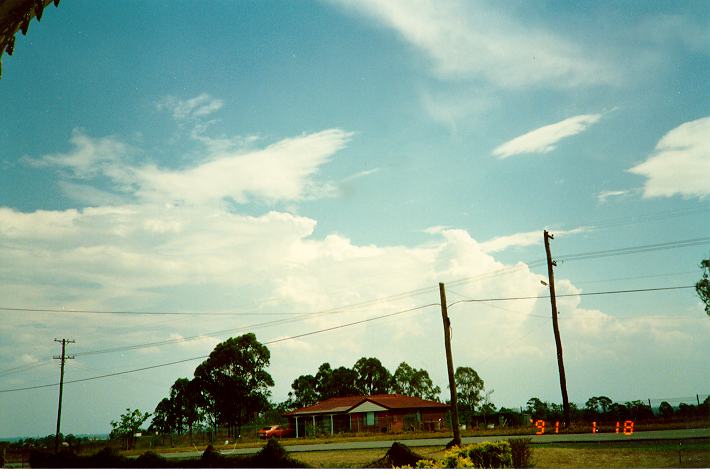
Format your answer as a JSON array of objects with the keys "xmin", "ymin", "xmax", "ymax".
[
  {"xmin": 412, "ymin": 441, "xmax": 513, "ymax": 469},
  {"xmin": 169, "ymin": 377, "xmax": 202, "ymax": 434},
  {"xmin": 463, "ymin": 440, "xmax": 513, "ymax": 468},
  {"xmin": 508, "ymin": 437, "xmax": 534, "ymax": 468},
  {"xmin": 454, "ymin": 367, "xmax": 485, "ymax": 413},
  {"xmin": 110, "ymin": 408, "xmax": 151, "ymax": 449},
  {"xmin": 314, "ymin": 363, "xmax": 359, "ymax": 399},
  {"xmin": 287, "ymin": 374, "xmax": 319, "ymax": 409},
  {"xmin": 585, "ymin": 396, "xmax": 613, "ymax": 415},
  {"xmin": 659, "ymin": 401, "xmax": 674, "ymax": 418},
  {"xmin": 149, "ymin": 398, "xmax": 173, "ymax": 435},
  {"xmin": 353, "ymin": 357, "xmax": 393, "ymax": 395},
  {"xmin": 193, "ymin": 333, "xmax": 274, "ymax": 437},
  {"xmin": 149, "ymin": 377, "xmax": 205, "ymax": 437},
  {"xmin": 696, "ymin": 258, "xmax": 710, "ymax": 316},
  {"xmin": 392, "ymin": 362, "xmax": 441, "ymax": 401},
  {"xmin": 526, "ymin": 397, "xmax": 549, "ymax": 419},
  {"xmin": 285, "ymin": 359, "xmax": 443, "ymax": 410}
]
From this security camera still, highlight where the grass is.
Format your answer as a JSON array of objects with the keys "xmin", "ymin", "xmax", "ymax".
[
  {"xmin": 289, "ymin": 439, "xmax": 710, "ymax": 469},
  {"xmin": 292, "ymin": 446, "xmax": 447, "ymax": 469},
  {"xmin": 533, "ymin": 439, "xmax": 710, "ymax": 469}
]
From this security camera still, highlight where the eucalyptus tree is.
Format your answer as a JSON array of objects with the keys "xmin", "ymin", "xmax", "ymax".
[
  {"xmin": 353, "ymin": 357, "xmax": 393, "ymax": 395},
  {"xmin": 193, "ymin": 333, "xmax": 274, "ymax": 438},
  {"xmin": 392, "ymin": 362, "xmax": 441, "ymax": 401}
]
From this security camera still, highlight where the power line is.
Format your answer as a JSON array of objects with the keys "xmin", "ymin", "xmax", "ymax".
[
  {"xmin": 0, "ymin": 303, "xmax": 438, "ymax": 394},
  {"xmin": 556, "ymin": 237, "xmax": 710, "ymax": 263},
  {"xmin": 0, "ymin": 282, "xmax": 701, "ymax": 393},
  {"xmin": 3, "ymin": 235, "xmax": 705, "ymax": 319},
  {"xmin": 18, "ymin": 282, "xmax": 704, "ymax": 363},
  {"xmin": 567, "ymin": 205, "xmax": 710, "ymax": 231},
  {"xmin": 570, "ymin": 270, "xmax": 699, "ymax": 285},
  {"xmin": 3, "ymin": 236, "xmax": 707, "ymax": 370},
  {"xmin": 0, "ymin": 360, "xmax": 52, "ymax": 378},
  {"xmin": 447, "ymin": 285, "xmax": 696, "ymax": 308},
  {"xmin": 2, "ymin": 283, "xmax": 700, "ymax": 393},
  {"xmin": 0, "ymin": 306, "xmax": 324, "ymax": 317}
]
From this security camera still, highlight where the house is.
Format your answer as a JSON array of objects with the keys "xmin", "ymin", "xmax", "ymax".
[{"xmin": 285, "ymin": 394, "xmax": 450, "ymax": 437}]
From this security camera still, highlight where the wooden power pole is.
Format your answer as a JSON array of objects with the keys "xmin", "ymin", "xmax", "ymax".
[
  {"xmin": 439, "ymin": 282, "xmax": 461, "ymax": 446},
  {"xmin": 54, "ymin": 338, "xmax": 75, "ymax": 453},
  {"xmin": 543, "ymin": 231, "xmax": 571, "ymax": 427}
]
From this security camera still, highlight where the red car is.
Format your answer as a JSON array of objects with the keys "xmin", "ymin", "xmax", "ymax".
[{"xmin": 257, "ymin": 425, "xmax": 292, "ymax": 439}]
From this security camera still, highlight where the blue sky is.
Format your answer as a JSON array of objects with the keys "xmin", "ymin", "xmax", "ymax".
[{"xmin": 1, "ymin": 0, "xmax": 709, "ymax": 438}]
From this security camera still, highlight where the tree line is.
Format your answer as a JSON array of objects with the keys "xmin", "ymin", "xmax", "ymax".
[
  {"xmin": 112, "ymin": 332, "xmax": 495, "ymax": 445},
  {"xmin": 106, "ymin": 258, "xmax": 710, "ymax": 445},
  {"xmin": 523, "ymin": 395, "xmax": 710, "ymax": 422},
  {"xmin": 108, "ymin": 330, "xmax": 708, "ymax": 446}
]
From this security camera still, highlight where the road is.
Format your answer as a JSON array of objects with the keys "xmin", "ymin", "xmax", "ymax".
[{"xmin": 158, "ymin": 427, "xmax": 710, "ymax": 459}]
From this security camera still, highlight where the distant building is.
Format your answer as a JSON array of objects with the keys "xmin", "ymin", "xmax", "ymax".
[{"xmin": 285, "ymin": 394, "xmax": 449, "ymax": 437}]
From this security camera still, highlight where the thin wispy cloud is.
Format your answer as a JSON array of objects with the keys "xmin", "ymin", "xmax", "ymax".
[
  {"xmin": 341, "ymin": 168, "xmax": 380, "ymax": 183},
  {"xmin": 479, "ymin": 227, "xmax": 591, "ymax": 253},
  {"xmin": 597, "ymin": 189, "xmax": 631, "ymax": 204},
  {"xmin": 492, "ymin": 114, "xmax": 602, "ymax": 159},
  {"xmin": 629, "ymin": 116, "xmax": 710, "ymax": 198},
  {"xmin": 24, "ymin": 128, "xmax": 130, "ymax": 179},
  {"xmin": 331, "ymin": 0, "xmax": 616, "ymax": 89},
  {"xmin": 24, "ymin": 128, "xmax": 353, "ymax": 206},
  {"xmin": 135, "ymin": 129, "xmax": 353, "ymax": 204},
  {"xmin": 157, "ymin": 93, "xmax": 224, "ymax": 120}
]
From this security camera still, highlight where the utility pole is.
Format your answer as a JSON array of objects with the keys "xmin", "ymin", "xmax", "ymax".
[
  {"xmin": 543, "ymin": 231, "xmax": 571, "ymax": 427},
  {"xmin": 439, "ymin": 282, "xmax": 461, "ymax": 447},
  {"xmin": 54, "ymin": 338, "xmax": 75, "ymax": 453}
]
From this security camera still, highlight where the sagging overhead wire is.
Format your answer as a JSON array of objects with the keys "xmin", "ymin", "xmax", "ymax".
[
  {"xmin": 555, "ymin": 237, "xmax": 710, "ymax": 264},
  {"xmin": 1, "ymin": 235, "xmax": 707, "ymax": 319},
  {"xmin": 2, "ymin": 235, "xmax": 707, "ymax": 372},
  {"xmin": 566, "ymin": 205, "xmax": 710, "ymax": 231},
  {"xmin": 446, "ymin": 284, "xmax": 696, "ymax": 308},
  {"xmin": 0, "ymin": 303, "xmax": 438, "ymax": 393}
]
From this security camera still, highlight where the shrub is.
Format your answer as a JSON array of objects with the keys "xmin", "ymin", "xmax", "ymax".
[
  {"xmin": 86, "ymin": 447, "xmax": 128, "ymax": 468},
  {"xmin": 462, "ymin": 441, "xmax": 512, "ymax": 468},
  {"xmin": 367, "ymin": 442, "xmax": 424, "ymax": 468},
  {"xmin": 249, "ymin": 438, "xmax": 309, "ymax": 468},
  {"xmin": 508, "ymin": 437, "xmax": 534, "ymax": 468},
  {"xmin": 410, "ymin": 441, "xmax": 513, "ymax": 469},
  {"xmin": 134, "ymin": 451, "xmax": 167, "ymax": 468}
]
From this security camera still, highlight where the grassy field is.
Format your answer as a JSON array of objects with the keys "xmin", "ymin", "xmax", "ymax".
[{"xmin": 290, "ymin": 439, "xmax": 710, "ymax": 469}]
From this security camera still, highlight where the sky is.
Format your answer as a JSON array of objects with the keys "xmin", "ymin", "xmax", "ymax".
[{"xmin": 0, "ymin": 0, "xmax": 709, "ymax": 438}]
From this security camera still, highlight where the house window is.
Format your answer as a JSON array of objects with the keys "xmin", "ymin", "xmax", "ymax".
[{"xmin": 365, "ymin": 412, "xmax": 375, "ymax": 426}]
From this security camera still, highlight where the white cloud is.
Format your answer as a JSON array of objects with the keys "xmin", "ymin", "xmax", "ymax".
[
  {"xmin": 628, "ymin": 117, "xmax": 710, "ymax": 198},
  {"xmin": 341, "ymin": 168, "xmax": 380, "ymax": 183},
  {"xmin": 492, "ymin": 114, "xmax": 602, "ymax": 159},
  {"xmin": 134, "ymin": 129, "xmax": 353, "ymax": 204},
  {"xmin": 419, "ymin": 87, "xmax": 498, "ymax": 129},
  {"xmin": 597, "ymin": 189, "xmax": 630, "ymax": 204},
  {"xmin": 331, "ymin": 0, "xmax": 615, "ymax": 89},
  {"xmin": 24, "ymin": 128, "xmax": 353, "ymax": 206},
  {"xmin": 480, "ymin": 227, "xmax": 591, "ymax": 253},
  {"xmin": 24, "ymin": 128, "xmax": 130, "ymax": 179},
  {"xmin": 3, "ymin": 103, "xmax": 708, "ymax": 434},
  {"xmin": 58, "ymin": 181, "xmax": 126, "ymax": 206},
  {"xmin": 2, "ymin": 196, "xmax": 708, "ymax": 423},
  {"xmin": 157, "ymin": 93, "xmax": 224, "ymax": 120}
]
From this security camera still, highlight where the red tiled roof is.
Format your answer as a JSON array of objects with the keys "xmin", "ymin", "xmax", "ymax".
[{"xmin": 286, "ymin": 394, "xmax": 448, "ymax": 416}]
